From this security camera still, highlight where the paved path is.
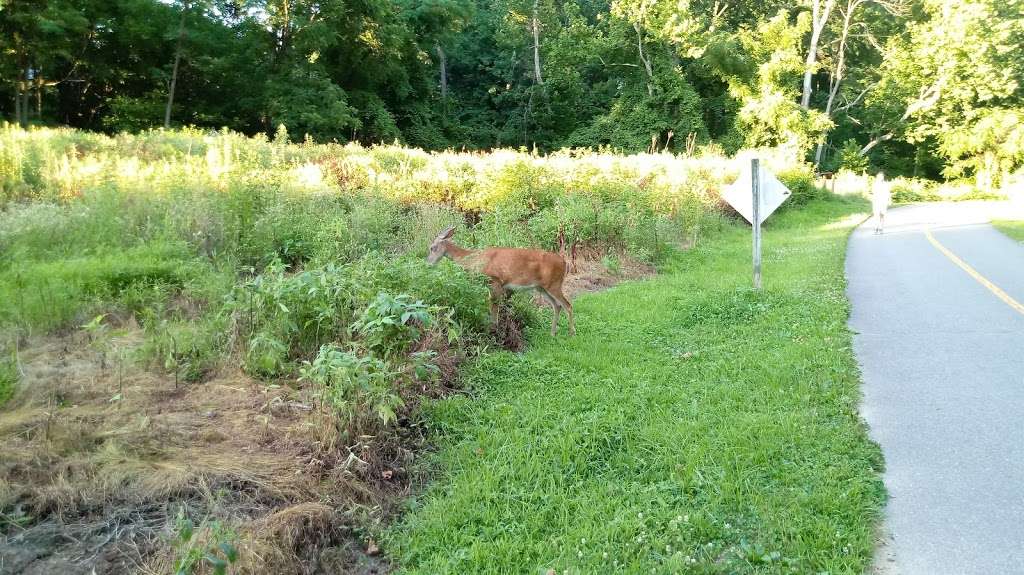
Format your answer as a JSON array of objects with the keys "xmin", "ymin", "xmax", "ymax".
[{"xmin": 847, "ymin": 202, "xmax": 1024, "ymax": 574}]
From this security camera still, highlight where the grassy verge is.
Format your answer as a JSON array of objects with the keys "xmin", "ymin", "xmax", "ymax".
[
  {"xmin": 387, "ymin": 196, "xmax": 884, "ymax": 574},
  {"xmin": 993, "ymin": 220, "xmax": 1024, "ymax": 243}
]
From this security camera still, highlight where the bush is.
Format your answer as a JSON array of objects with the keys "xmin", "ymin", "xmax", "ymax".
[
  {"xmin": 228, "ymin": 260, "xmax": 361, "ymax": 377},
  {"xmin": 352, "ymin": 293, "xmax": 432, "ymax": 360},
  {"xmin": 227, "ymin": 253, "xmax": 491, "ymax": 378},
  {"xmin": 837, "ymin": 139, "xmax": 869, "ymax": 174},
  {"xmin": 890, "ymin": 178, "xmax": 939, "ymax": 203},
  {"xmin": 777, "ymin": 164, "xmax": 826, "ymax": 206},
  {"xmin": 300, "ymin": 345, "xmax": 406, "ymax": 437}
]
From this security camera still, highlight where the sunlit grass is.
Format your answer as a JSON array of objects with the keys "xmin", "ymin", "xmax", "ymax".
[
  {"xmin": 993, "ymin": 219, "xmax": 1024, "ymax": 243},
  {"xmin": 387, "ymin": 196, "xmax": 884, "ymax": 574}
]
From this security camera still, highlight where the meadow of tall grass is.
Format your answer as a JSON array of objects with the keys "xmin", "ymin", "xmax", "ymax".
[
  {"xmin": 2, "ymin": 122, "xmax": 727, "ymax": 381},
  {"xmin": 0, "ymin": 121, "xmax": 839, "ymax": 460},
  {"xmin": 0, "ymin": 124, "xmax": 814, "ymax": 368}
]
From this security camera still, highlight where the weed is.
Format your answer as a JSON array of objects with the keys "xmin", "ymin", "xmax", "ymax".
[
  {"xmin": 300, "ymin": 345, "xmax": 406, "ymax": 438},
  {"xmin": 352, "ymin": 293, "xmax": 432, "ymax": 360},
  {"xmin": 601, "ymin": 254, "xmax": 622, "ymax": 277},
  {"xmin": 139, "ymin": 314, "xmax": 227, "ymax": 384},
  {"xmin": 0, "ymin": 348, "xmax": 17, "ymax": 408},
  {"xmin": 172, "ymin": 508, "xmax": 240, "ymax": 575}
]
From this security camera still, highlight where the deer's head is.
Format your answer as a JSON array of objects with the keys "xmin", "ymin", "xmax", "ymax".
[{"xmin": 427, "ymin": 226, "xmax": 456, "ymax": 265}]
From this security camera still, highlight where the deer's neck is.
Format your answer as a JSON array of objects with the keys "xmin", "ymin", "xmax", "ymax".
[
  {"xmin": 445, "ymin": 242, "xmax": 483, "ymax": 271},
  {"xmin": 445, "ymin": 241, "xmax": 475, "ymax": 260}
]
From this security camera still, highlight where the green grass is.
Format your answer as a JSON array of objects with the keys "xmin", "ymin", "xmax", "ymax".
[
  {"xmin": 387, "ymin": 196, "xmax": 884, "ymax": 574},
  {"xmin": 993, "ymin": 220, "xmax": 1024, "ymax": 243},
  {"xmin": 0, "ymin": 241, "xmax": 204, "ymax": 332},
  {"xmin": 0, "ymin": 355, "xmax": 15, "ymax": 408}
]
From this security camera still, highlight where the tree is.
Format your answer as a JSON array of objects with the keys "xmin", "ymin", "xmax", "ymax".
[
  {"xmin": 0, "ymin": 0, "xmax": 1019, "ymax": 187},
  {"xmin": 403, "ymin": 0, "xmax": 473, "ymax": 100},
  {"xmin": 164, "ymin": 0, "xmax": 192, "ymax": 128},
  {"xmin": 800, "ymin": 0, "xmax": 837, "ymax": 109},
  {"xmin": 812, "ymin": 0, "xmax": 906, "ymax": 166},
  {"xmin": 860, "ymin": 0, "xmax": 1023, "ymax": 185},
  {"xmin": 0, "ymin": 0, "xmax": 88, "ymax": 126}
]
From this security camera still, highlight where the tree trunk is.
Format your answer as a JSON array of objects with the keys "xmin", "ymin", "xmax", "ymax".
[
  {"xmin": 436, "ymin": 42, "xmax": 448, "ymax": 99},
  {"xmin": 801, "ymin": 0, "xmax": 836, "ymax": 109},
  {"xmin": 532, "ymin": 0, "xmax": 543, "ymax": 85},
  {"xmin": 14, "ymin": 81, "xmax": 23, "ymax": 127},
  {"xmin": 634, "ymin": 22, "xmax": 654, "ymax": 97},
  {"xmin": 814, "ymin": 0, "xmax": 858, "ymax": 167},
  {"xmin": 165, "ymin": 0, "xmax": 190, "ymax": 129},
  {"xmin": 19, "ymin": 68, "xmax": 32, "ymax": 127},
  {"xmin": 859, "ymin": 132, "xmax": 893, "ymax": 156},
  {"xmin": 813, "ymin": 139, "xmax": 826, "ymax": 167},
  {"xmin": 35, "ymin": 76, "xmax": 42, "ymax": 117}
]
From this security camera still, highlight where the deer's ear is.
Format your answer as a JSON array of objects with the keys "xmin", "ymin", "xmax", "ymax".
[{"xmin": 440, "ymin": 226, "xmax": 456, "ymax": 240}]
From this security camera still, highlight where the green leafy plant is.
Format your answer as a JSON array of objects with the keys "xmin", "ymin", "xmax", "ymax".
[
  {"xmin": 351, "ymin": 293, "xmax": 431, "ymax": 360},
  {"xmin": 172, "ymin": 508, "xmax": 239, "ymax": 575},
  {"xmin": 300, "ymin": 345, "xmax": 406, "ymax": 436},
  {"xmin": 81, "ymin": 313, "xmax": 111, "ymax": 367},
  {"xmin": 227, "ymin": 260, "xmax": 360, "ymax": 377},
  {"xmin": 601, "ymin": 254, "xmax": 622, "ymax": 277},
  {"xmin": 837, "ymin": 139, "xmax": 870, "ymax": 174}
]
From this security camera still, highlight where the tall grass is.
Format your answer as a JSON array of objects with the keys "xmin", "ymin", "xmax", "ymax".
[{"xmin": 0, "ymin": 123, "xmax": 818, "ymax": 441}]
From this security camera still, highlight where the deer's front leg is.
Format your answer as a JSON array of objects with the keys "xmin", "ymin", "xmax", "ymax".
[{"xmin": 488, "ymin": 280, "xmax": 506, "ymax": 324}]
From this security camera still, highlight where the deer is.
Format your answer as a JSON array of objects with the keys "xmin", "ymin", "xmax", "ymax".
[{"xmin": 426, "ymin": 226, "xmax": 575, "ymax": 336}]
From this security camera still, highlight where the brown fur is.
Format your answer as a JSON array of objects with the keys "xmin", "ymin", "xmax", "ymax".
[{"xmin": 428, "ymin": 227, "xmax": 575, "ymax": 336}]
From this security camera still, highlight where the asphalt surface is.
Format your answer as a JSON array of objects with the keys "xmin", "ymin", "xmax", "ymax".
[{"xmin": 847, "ymin": 202, "xmax": 1024, "ymax": 574}]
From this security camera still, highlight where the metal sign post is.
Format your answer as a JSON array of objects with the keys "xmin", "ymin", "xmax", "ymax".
[
  {"xmin": 722, "ymin": 158, "xmax": 790, "ymax": 290},
  {"xmin": 752, "ymin": 158, "xmax": 761, "ymax": 290}
]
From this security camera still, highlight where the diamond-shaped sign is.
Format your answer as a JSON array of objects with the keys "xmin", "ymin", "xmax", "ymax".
[{"xmin": 722, "ymin": 163, "xmax": 791, "ymax": 225}]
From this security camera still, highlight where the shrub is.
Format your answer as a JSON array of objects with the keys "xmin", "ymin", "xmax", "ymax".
[
  {"xmin": 346, "ymin": 255, "xmax": 492, "ymax": 336},
  {"xmin": 352, "ymin": 293, "xmax": 432, "ymax": 360},
  {"xmin": 228, "ymin": 260, "xmax": 361, "ymax": 377},
  {"xmin": 776, "ymin": 164, "xmax": 826, "ymax": 206},
  {"xmin": 300, "ymin": 344, "xmax": 407, "ymax": 438},
  {"xmin": 890, "ymin": 178, "xmax": 939, "ymax": 203},
  {"xmin": 837, "ymin": 139, "xmax": 869, "ymax": 174},
  {"xmin": 227, "ymin": 254, "xmax": 487, "ymax": 378}
]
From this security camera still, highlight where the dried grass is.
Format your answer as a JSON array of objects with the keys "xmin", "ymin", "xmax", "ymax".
[{"xmin": 0, "ymin": 332, "xmax": 409, "ymax": 574}]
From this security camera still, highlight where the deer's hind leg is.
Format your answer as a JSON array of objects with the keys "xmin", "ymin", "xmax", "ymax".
[
  {"xmin": 488, "ymin": 280, "xmax": 506, "ymax": 325},
  {"xmin": 538, "ymin": 289, "xmax": 562, "ymax": 336},
  {"xmin": 547, "ymin": 284, "xmax": 574, "ymax": 336}
]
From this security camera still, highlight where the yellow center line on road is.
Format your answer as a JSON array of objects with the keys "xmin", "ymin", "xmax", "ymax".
[{"xmin": 924, "ymin": 228, "xmax": 1024, "ymax": 316}]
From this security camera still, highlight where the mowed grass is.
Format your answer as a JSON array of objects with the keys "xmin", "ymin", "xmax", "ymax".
[
  {"xmin": 993, "ymin": 219, "xmax": 1024, "ymax": 243},
  {"xmin": 387, "ymin": 196, "xmax": 884, "ymax": 574}
]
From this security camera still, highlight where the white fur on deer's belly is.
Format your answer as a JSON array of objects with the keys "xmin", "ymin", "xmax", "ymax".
[{"xmin": 503, "ymin": 283, "xmax": 538, "ymax": 291}]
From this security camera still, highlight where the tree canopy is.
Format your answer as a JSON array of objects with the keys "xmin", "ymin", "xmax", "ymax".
[{"xmin": 1, "ymin": 0, "xmax": 1022, "ymax": 184}]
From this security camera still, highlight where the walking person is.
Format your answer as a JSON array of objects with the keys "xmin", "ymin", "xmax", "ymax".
[{"xmin": 873, "ymin": 172, "xmax": 891, "ymax": 234}]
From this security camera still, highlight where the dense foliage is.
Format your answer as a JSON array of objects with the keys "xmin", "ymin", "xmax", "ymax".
[
  {"xmin": 1, "ymin": 0, "xmax": 1022, "ymax": 188},
  {"xmin": 0, "ymin": 125, "xmax": 737, "ymax": 405}
]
